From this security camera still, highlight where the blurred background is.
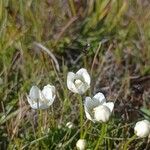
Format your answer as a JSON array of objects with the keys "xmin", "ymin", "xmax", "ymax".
[{"xmin": 0, "ymin": 0, "xmax": 150, "ymax": 149}]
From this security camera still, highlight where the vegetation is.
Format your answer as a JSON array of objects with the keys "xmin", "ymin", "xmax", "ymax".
[{"xmin": 0, "ymin": 0, "xmax": 150, "ymax": 149}]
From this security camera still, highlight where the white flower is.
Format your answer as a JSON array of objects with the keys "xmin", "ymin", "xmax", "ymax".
[
  {"xmin": 76, "ymin": 139, "xmax": 86, "ymax": 150},
  {"xmin": 84, "ymin": 92, "xmax": 114, "ymax": 123},
  {"xmin": 134, "ymin": 120, "xmax": 150, "ymax": 138},
  {"xmin": 27, "ymin": 84, "xmax": 56, "ymax": 109},
  {"xmin": 67, "ymin": 68, "xmax": 90, "ymax": 94},
  {"xmin": 66, "ymin": 121, "xmax": 74, "ymax": 129},
  {"xmin": 58, "ymin": 143, "xmax": 63, "ymax": 148}
]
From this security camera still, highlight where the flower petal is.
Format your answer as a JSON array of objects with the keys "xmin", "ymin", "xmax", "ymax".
[
  {"xmin": 94, "ymin": 105, "xmax": 111, "ymax": 122},
  {"xmin": 84, "ymin": 97, "xmax": 93, "ymax": 121},
  {"xmin": 67, "ymin": 72, "xmax": 78, "ymax": 93},
  {"xmin": 93, "ymin": 92, "xmax": 106, "ymax": 104},
  {"xmin": 84, "ymin": 107, "xmax": 94, "ymax": 122},
  {"xmin": 31, "ymin": 102, "xmax": 50, "ymax": 109},
  {"xmin": 84, "ymin": 97, "xmax": 99, "ymax": 110},
  {"xmin": 27, "ymin": 96, "xmax": 47, "ymax": 109},
  {"xmin": 29, "ymin": 86, "xmax": 40, "ymax": 100},
  {"xmin": 103, "ymin": 102, "xmax": 114, "ymax": 112},
  {"xmin": 42, "ymin": 84, "xmax": 56, "ymax": 106},
  {"xmin": 27, "ymin": 96, "xmax": 34, "ymax": 107},
  {"xmin": 76, "ymin": 68, "xmax": 90, "ymax": 85},
  {"xmin": 42, "ymin": 84, "xmax": 52, "ymax": 99},
  {"xmin": 84, "ymin": 97, "xmax": 100, "ymax": 122},
  {"xmin": 76, "ymin": 83, "xmax": 90, "ymax": 95},
  {"xmin": 143, "ymin": 120, "xmax": 150, "ymax": 126}
]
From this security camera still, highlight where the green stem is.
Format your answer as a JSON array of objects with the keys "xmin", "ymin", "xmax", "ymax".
[
  {"xmin": 94, "ymin": 123, "xmax": 107, "ymax": 150},
  {"xmin": 68, "ymin": 0, "xmax": 76, "ymax": 16},
  {"xmin": 83, "ymin": 122, "xmax": 91, "ymax": 138},
  {"xmin": 123, "ymin": 135, "xmax": 136, "ymax": 150},
  {"xmin": 79, "ymin": 95, "xmax": 83, "ymax": 138},
  {"xmin": 19, "ymin": 0, "xmax": 24, "ymax": 24},
  {"xmin": 38, "ymin": 110, "xmax": 43, "ymax": 136}
]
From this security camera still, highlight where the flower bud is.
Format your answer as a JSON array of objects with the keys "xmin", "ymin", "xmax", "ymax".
[
  {"xmin": 76, "ymin": 139, "xmax": 86, "ymax": 150},
  {"xmin": 66, "ymin": 122, "xmax": 74, "ymax": 129},
  {"xmin": 134, "ymin": 120, "xmax": 150, "ymax": 138},
  {"xmin": 94, "ymin": 105, "xmax": 111, "ymax": 122}
]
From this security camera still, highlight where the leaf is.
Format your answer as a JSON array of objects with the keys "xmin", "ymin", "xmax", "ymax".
[{"xmin": 140, "ymin": 107, "xmax": 150, "ymax": 120}]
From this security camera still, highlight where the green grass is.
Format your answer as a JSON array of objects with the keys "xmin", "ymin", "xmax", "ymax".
[{"xmin": 0, "ymin": 0, "xmax": 150, "ymax": 149}]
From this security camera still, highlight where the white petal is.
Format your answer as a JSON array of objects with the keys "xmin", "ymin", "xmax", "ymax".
[
  {"xmin": 103, "ymin": 102, "xmax": 114, "ymax": 112},
  {"xmin": 76, "ymin": 68, "xmax": 90, "ymax": 85},
  {"xmin": 76, "ymin": 83, "xmax": 90, "ymax": 95},
  {"xmin": 84, "ymin": 97, "xmax": 99, "ymax": 110},
  {"xmin": 84, "ymin": 107, "xmax": 93, "ymax": 121},
  {"xmin": 143, "ymin": 120, "xmax": 150, "ymax": 127},
  {"xmin": 84, "ymin": 97, "xmax": 99, "ymax": 122},
  {"xmin": 27, "ymin": 96, "xmax": 43, "ymax": 109},
  {"xmin": 42, "ymin": 84, "xmax": 56, "ymax": 106},
  {"xmin": 93, "ymin": 92, "xmax": 106, "ymax": 104},
  {"xmin": 29, "ymin": 102, "xmax": 38, "ymax": 109},
  {"xmin": 38, "ymin": 103, "xmax": 50, "ymax": 109},
  {"xmin": 27, "ymin": 96, "xmax": 34, "ymax": 107},
  {"xmin": 31, "ymin": 102, "xmax": 49, "ymax": 109},
  {"xmin": 27, "ymin": 86, "xmax": 41, "ymax": 109},
  {"xmin": 39, "ymin": 90, "xmax": 46, "ymax": 102},
  {"xmin": 67, "ymin": 72, "xmax": 78, "ymax": 93},
  {"xmin": 29, "ymin": 86, "xmax": 40, "ymax": 100},
  {"xmin": 39, "ymin": 91, "xmax": 54, "ymax": 108},
  {"xmin": 29, "ymin": 104, "xmax": 37, "ymax": 109},
  {"xmin": 84, "ymin": 97, "xmax": 93, "ymax": 121},
  {"xmin": 94, "ymin": 105, "xmax": 111, "ymax": 122}
]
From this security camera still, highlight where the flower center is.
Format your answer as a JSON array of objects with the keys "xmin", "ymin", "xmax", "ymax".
[{"xmin": 74, "ymin": 79, "xmax": 83, "ymax": 88}]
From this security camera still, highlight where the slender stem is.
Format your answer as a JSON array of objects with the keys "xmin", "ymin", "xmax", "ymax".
[
  {"xmin": 79, "ymin": 95, "xmax": 83, "ymax": 138},
  {"xmin": 123, "ymin": 135, "xmax": 136, "ymax": 150},
  {"xmin": 83, "ymin": 121, "xmax": 91, "ymax": 138},
  {"xmin": 19, "ymin": 0, "xmax": 24, "ymax": 24},
  {"xmin": 94, "ymin": 123, "xmax": 107, "ymax": 150},
  {"xmin": 68, "ymin": 0, "xmax": 76, "ymax": 16},
  {"xmin": 38, "ymin": 110, "xmax": 42, "ymax": 136}
]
